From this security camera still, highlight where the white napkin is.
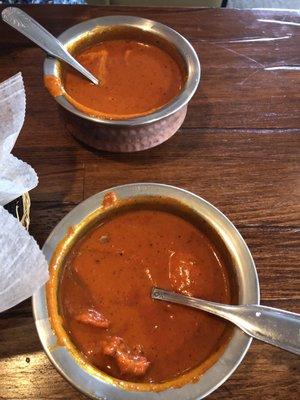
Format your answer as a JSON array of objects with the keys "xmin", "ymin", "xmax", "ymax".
[
  {"xmin": 0, "ymin": 207, "xmax": 49, "ymax": 313},
  {"xmin": 0, "ymin": 73, "xmax": 49, "ymax": 312},
  {"xmin": 0, "ymin": 72, "xmax": 38, "ymax": 206}
]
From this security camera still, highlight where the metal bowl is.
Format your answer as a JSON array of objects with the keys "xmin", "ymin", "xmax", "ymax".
[
  {"xmin": 33, "ymin": 183, "xmax": 259, "ymax": 399},
  {"xmin": 43, "ymin": 16, "xmax": 200, "ymax": 152}
]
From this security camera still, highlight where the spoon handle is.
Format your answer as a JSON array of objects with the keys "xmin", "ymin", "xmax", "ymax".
[
  {"xmin": 1, "ymin": 7, "xmax": 98, "ymax": 85},
  {"xmin": 152, "ymin": 288, "xmax": 300, "ymax": 355},
  {"xmin": 228, "ymin": 304, "xmax": 300, "ymax": 355}
]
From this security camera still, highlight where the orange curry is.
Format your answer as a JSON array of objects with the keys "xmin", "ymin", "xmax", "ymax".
[
  {"xmin": 59, "ymin": 206, "xmax": 233, "ymax": 383},
  {"xmin": 60, "ymin": 39, "xmax": 184, "ymax": 119}
]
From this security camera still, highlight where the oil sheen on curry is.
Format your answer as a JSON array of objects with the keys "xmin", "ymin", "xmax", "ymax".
[
  {"xmin": 59, "ymin": 201, "xmax": 233, "ymax": 384},
  {"xmin": 57, "ymin": 37, "xmax": 184, "ymax": 119}
]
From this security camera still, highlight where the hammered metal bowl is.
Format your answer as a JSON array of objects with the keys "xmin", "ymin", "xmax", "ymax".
[{"xmin": 44, "ymin": 16, "xmax": 200, "ymax": 152}]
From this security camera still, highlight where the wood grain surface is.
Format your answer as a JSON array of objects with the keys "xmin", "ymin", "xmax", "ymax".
[{"xmin": 0, "ymin": 5, "xmax": 299, "ymax": 400}]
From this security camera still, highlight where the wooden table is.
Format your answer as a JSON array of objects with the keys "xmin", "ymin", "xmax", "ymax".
[{"xmin": 0, "ymin": 5, "xmax": 299, "ymax": 400}]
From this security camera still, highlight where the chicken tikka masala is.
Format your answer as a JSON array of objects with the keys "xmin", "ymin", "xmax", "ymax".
[{"xmin": 58, "ymin": 200, "xmax": 233, "ymax": 383}]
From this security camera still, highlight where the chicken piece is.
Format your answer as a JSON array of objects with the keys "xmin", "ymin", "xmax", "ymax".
[
  {"xmin": 102, "ymin": 336, "xmax": 150, "ymax": 376},
  {"xmin": 102, "ymin": 336, "xmax": 123, "ymax": 356},
  {"xmin": 168, "ymin": 251, "xmax": 201, "ymax": 296},
  {"xmin": 116, "ymin": 348, "xmax": 150, "ymax": 376},
  {"xmin": 77, "ymin": 50, "xmax": 108, "ymax": 81},
  {"xmin": 75, "ymin": 308, "xmax": 110, "ymax": 328}
]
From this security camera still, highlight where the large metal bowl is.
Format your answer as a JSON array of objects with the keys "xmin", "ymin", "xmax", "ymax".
[
  {"xmin": 32, "ymin": 183, "xmax": 259, "ymax": 399},
  {"xmin": 43, "ymin": 16, "xmax": 200, "ymax": 152}
]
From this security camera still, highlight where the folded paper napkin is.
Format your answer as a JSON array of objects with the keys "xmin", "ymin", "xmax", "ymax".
[
  {"xmin": 0, "ymin": 73, "xmax": 48, "ymax": 312},
  {"xmin": 0, "ymin": 72, "xmax": 38, "ymax": 205},
  {"xmin": 0, "ymin": 207, "xmax": 49, "ymax": 313}
]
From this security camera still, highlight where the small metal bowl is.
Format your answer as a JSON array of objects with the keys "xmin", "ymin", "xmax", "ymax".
[
  {"xmin": 43, "ymin": 16, "xmax": 200, "ymax": 152},
  {"xmin": 33, "ymin": 183, "xmax": 259, "ymax": 400}
]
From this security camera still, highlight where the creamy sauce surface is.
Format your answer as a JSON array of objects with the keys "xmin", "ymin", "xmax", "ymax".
[
  {"xmin": 61, "ymin": 39, "xmax": 184, "ymax": 119},
  {"xmin": 60, "ymin": 208, "xmax": 232, "ymax": 383}
]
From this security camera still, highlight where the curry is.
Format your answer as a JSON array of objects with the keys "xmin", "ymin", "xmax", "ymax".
[
  {"xmin": 59, "ymin": 203, "xmax": 233, "ymax": 384},
  {"xmin": 58, "ymin": 38, "xmax": 184, "ymax": 120}
]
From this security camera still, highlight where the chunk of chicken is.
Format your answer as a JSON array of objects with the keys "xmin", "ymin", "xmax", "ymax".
[
  {"xmin": 117, "ymin": 348, "xmax": 150, "ymax": 376},
  {"xmin": 102, "ymin": 336, "xmax": 150, "ymax": 376},
  {"xmin": 75, "ymin": 309, "xmax": 110, "ymax": 328},
  {"xmin": 168, "ymin": 251, "xmax": 201, "ymax": 296},
  {"xmin": 102, "ymin": 335, "xmax": 123, "ymax": 355}
]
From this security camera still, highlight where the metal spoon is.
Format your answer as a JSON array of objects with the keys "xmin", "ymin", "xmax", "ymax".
[
  {"xmin": 1, "ymin": 7, "xmax": 99, "ymax": 85},
  {"xmin": 151, "ymin": 287, "xmax": 300, "ymax": 355}
]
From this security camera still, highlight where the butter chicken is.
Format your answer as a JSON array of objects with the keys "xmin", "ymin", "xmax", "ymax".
[
  {"xmin": 59, "ymin": 202, "xmax": 234, "ymax": 383},
  {"xmin": 59, "ymin": 37, "xmax": 184, "ymax": 120}
]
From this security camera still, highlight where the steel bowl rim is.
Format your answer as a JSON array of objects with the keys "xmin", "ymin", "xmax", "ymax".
[
  {"xmin": 43, "ymin": 15, "xmax": 201, "ymax": 126},
  {"xmin": 32, "ymin": 182, "xmax": 259, "ymax": 400}
]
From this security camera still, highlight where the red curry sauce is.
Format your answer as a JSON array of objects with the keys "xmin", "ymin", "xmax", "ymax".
[
  {"xmin": 59, "ymin": 208, "xmax": 232, "ymax": 383},
  {"xmin": 61, "ymin": 39, "xmax": 184, "ymax": 119}
]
